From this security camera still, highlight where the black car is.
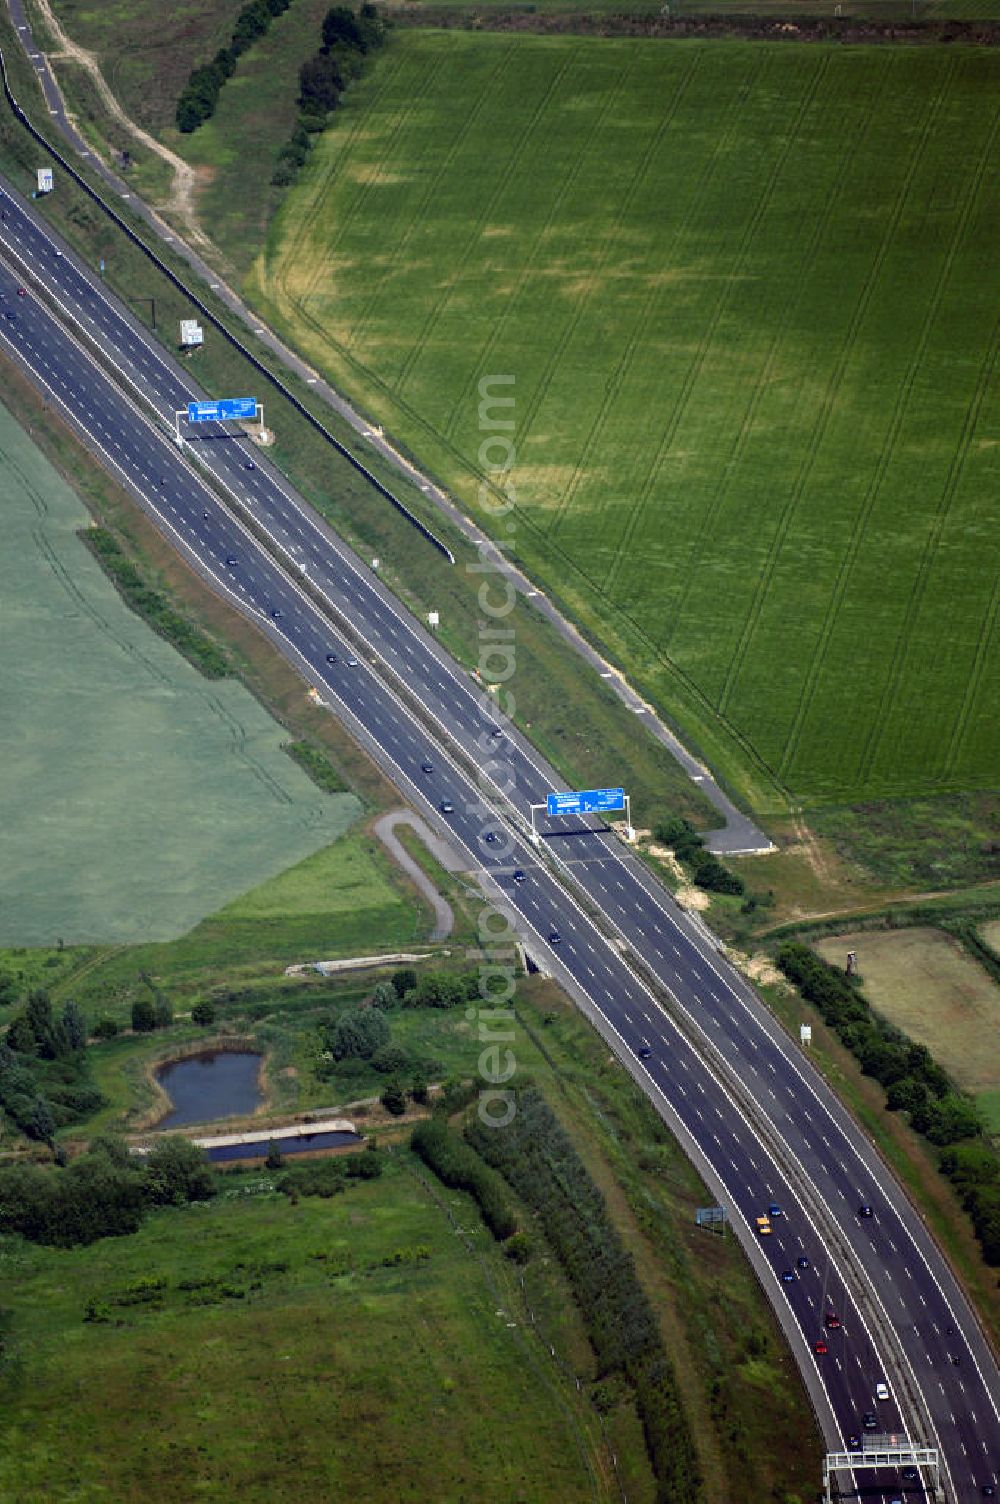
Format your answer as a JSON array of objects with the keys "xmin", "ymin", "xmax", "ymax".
[
  {"xmin": 901, "ymin": 1468, "xmax": 919, "ymax": 1483},
  {"xmin": 548, "ymin": 930, "xmax": 561, "ymax": 946},
  {"xmin": 245, "ymin": 459, "xmax": 256, "ymax": 470},
  {"xmin": 326, "ymin": 653, "xmax": 338, "ymax": 665},
  {"xmin": 271, "ymin": 608, "xmax": 282, "ymax": 619},
  {"xmin": 858, "ymin": 1204, "xmax": 874, "ymax": 1218},
  {"xmin": 512, "ymin": 869, "xmax": 526, "ymax": 884},
  {"xmin": 439, "ymin": 801, "xmax": 454, "ymax": 815},
  {"xmin": 796, "ymin": 1255, "xmax": 810, "ymax": 1270},
  {"xmin": 982, "ymin": 1486, "xmax": 996, "ymax": 1498},
  {"xmin": 226, "ymin": 555, "xmax": 238, "ymax": 567},
  {"xmin": 483, "ymin": 831, "xmax": 499, "ymax": 844},
  {"xmin": 862, "ymin": 1412, "xmax": 877, "ymax": 1431},
  {"xmin": 637, "ymin": 1044, "xmax": 653, "ymax": 1060}
]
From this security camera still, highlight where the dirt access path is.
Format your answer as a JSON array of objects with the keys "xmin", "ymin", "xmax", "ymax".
[{"xmin": 30, "ymin": 0, "xmax": 211, "ymax": 252}]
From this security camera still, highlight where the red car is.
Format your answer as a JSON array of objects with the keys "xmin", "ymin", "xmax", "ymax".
[
  {"xmin": 16, "ymin": 287, "xmax": 26, "ymax": 297},
  {"xmin": 824, "ymin": 1313, "xmax": 842, "ymax": 1330},
  {"xmin": 814, "ymin": 1340, "xmax": 828, "ymax": 1355}
]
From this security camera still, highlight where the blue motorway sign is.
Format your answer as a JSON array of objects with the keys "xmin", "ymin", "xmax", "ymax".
[
  {"xmin": 186, "ymin": 397, "xmax": 257, "ymax": 424},
  {"xmin": 546, "ymin": 787, "xmax": 625, "ymax": 818}
]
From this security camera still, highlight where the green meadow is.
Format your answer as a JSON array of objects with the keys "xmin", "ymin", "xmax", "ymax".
[
  {"xmin": 253, "ymin": 33, "xmax": 1000, "ymax": 813},
  {"xmin": 0, "ymin": 399, "xmax": 359, "ymax": 946}
]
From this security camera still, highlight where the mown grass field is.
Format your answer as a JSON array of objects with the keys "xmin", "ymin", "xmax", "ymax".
[
  {"xmin": 815, "ymin": 926, "xmax": 1000, "ymax": 1117},
  {"xmin": 251, "ymin": 32, "xmax": 1000, "ymax": 813},
  {"xmin": 0, "ymin": 398, "xmax": 359, "ymax": 946}
]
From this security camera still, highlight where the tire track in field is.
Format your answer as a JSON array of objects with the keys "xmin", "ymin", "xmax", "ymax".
[
  {"xmin": 942, "ymin": 569, "xmax": 1000, "ymax": 783},
  {"xmin": 856, "ymin": 304, "xmax": 1000, "ymax": 789},
  {"xmin": 296, "ymin": 45, "xmax": 424, "ymax": 264},
  {"xmin": 716, "ymin": 56, "xmax": 957, "ymax": 723},
  {"xmin": 271, "ymin": 45, "xmax": 447, "ymax": 318},
  {"xmin": 602, "ymin": 50, "xmax": 832, "ymax": 603},
  {"xmin": 540, "ymin": 49, "xmax": 759, "ymax": 548},
  {"xmin": 393, "ymin": 50, "xmax": 581, "ymax": 397},
  {"xmin": 343, "ymin": 45, "xmax": 520, "ymax": 361},
  {"xmin": 660, "ymin": 55, "xmax": 889, "ymax": 652},
  {"xmin": 270, "ymin": 44, "xmax": 410, "ymax": 282},
  {"xmin": 511, "ymin": 48, "xmax": 706, "ymax": 524},
  {"xmin": 778, "ymin": 74, "xmax": 1000, "ymax": 785},
  {"xmin": 440, "ymin": 53, "xmax": 635, "ymax": 447}
]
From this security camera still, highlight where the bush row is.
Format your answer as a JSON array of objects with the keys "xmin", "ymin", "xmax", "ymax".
[
  {"xmin": 654, "ymin": 817, "xmax": 744, "ymax": 896},
  {"xmin": 776, "ymin": 942, "xmax": 999, "ymax": 1264},
  {"xmin": 176, "ymin": 0, "xmax": 294, "ymax": 134},
  {"xmin": 85, "ymin": 528, "xmax": 228, "ymax": 677},
  {"xmin": 466, "ymin": 1088, "xmax": 701, "ymax": 1502},
  {"xmin": 410, "ymin": 1116, "xmax": 517, "ymax": 1241},
  {"xmin": 284, "ymin": 739, "xmax": 346, "ymax": 793},
  {"xmin": 273, "ymin": 5, "xmax": 387, "ymax": 187}
]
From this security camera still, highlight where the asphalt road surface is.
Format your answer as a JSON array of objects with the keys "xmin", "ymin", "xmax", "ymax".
[{"xmin": 0, "ymin": 182, "xmax": 997, "ymax": 1503}]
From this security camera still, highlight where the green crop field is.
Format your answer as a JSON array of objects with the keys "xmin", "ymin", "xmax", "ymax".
[
  {"xmin": 0, "ymin": 398, "xmax": 359, "ymax": 945},
  {"xmin": 252, "ymin": 33, "xmax": 1000, "ymax": 813}
]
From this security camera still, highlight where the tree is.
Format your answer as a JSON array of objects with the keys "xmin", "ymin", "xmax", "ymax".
[
  {"xmin": 299, "ymin": 51, "xmax": 342, "ymax": 114},
  {"xmin": 6, "ymin": 1012, "xmax": 37, "ymax": 1056},
  {"xmin": 154, "ymin": 994, "xmax": 173, "ymax": 1030},
  {"xmin": 410, "ymin": 1069, "xmax": 429, "ymax": 1104},
  {"xmin": 327, "ymin": 1008, "xmax": 390, "ymax": 1061},
  {"xmin": 191, "ymin": 1000, "xmax": 216, "ymax": 1027},
  {"xmin": 26, "ymin": 991, "xmax": 58, "ymax": 1058},
  {"xmin": 391, "ymin": 968, "xmax": 416, "ymax": 999},
  {"xmin": 322, "ymin": 5, "xmax": 368, "ymax": 53},
  {"xmin": 131, "ymin": 999, "xmax": 156, "ymax": 1033},
  {"xmin": 93, "ymin": 1016, "xmax": 120, "ymax": 1040},
  {"xmin": 27, "ymin": 1096, "xmax": 55, "ymax": 1145},
  {"xmin": 61, "ymin": 1001, "xmax": 87, "ymax": 1052},
  {"xmin": 264, "ymin": 1141, "xmax": 285, "ymax": 1170},
  {"xmin": 371, "ymin": 981, "xmax": 397, "ymax": 1012},
  {"xmin": 143, "ymin": 1137, "xmax": 215, "ymax": 1205},
  {"xmin": 380, "ymin": 1078, "xmax": 407, "ymax": 1116}
]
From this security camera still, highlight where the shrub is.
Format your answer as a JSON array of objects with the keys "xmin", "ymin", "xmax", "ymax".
[
  {"xmin": 191, "ymin": 1000, "xmax": 215, "ymax": 1027},
  {"xmin": 371, "ymin": 981, "xmax": 397, "ymax": 1012},
  {"xmin": 93, "ymin": 1016, "xmax": 120, "ymax": 1040}
]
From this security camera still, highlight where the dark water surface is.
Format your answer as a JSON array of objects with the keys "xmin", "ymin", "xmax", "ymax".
[
  {"xmin": 205, "ymin": 1130, "xmax": 364, "ymax": 1163},
  {"xmin": 156, "ymin": 1051, "xmax": 263, "ymax": 1129}
]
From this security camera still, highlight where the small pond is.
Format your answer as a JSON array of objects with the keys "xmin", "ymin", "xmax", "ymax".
[{"xmin": 156, "ymin": 1051, "xmax": 263, "ymax": 1129}]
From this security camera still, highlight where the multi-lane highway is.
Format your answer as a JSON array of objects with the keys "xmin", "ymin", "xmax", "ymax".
[{"xmin": 1, "ymin": 177, "xmax": 997, "ymax": 1501}]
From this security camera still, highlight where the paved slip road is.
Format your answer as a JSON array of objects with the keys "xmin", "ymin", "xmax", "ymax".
[{"xmin": 1, "ymin": 184, "xmax": 998, "ymax": 1504}]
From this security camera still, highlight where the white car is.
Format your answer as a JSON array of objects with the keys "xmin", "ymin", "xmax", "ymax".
[{"xmin": 875, "ymin": 1381, "xmax": 890, "ymax": 1402}]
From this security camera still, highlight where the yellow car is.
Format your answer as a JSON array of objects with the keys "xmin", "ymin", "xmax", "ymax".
[{"xmin": 756, "ymin": 1216, "xmax": 772, "ymax": 1236}]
